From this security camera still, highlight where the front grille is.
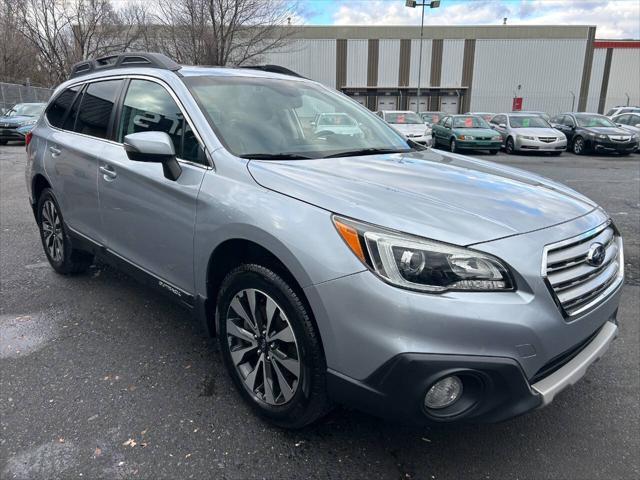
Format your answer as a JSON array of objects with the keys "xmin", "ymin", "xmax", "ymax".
[
  {"xmin": 610, "ymin": 136, "xmax": 630, "ymax": 142},
  {"xmin": 538, "ymin": 137, "xmax": 556, "ymax": 143},
  {"xmin": 543, "ymin": 222, "xmax": 623, "ymax": 318},
  {"xmin": 476, "ymin": 136, "xmax": 493, "ymax": 140}
]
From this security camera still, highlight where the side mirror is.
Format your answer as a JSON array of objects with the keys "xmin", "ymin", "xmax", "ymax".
[
  {"xmin": 635, "ymin": 123, "xmax": 640, "ymax": 128},
  {"xmin": 499, "ymin": 123, "xmax": 506, "ymax": 128},
  {"xmin": 124, "ymin": 131, "xmax": 181, "ymax": 181},
  {"xmin": 551, "ymin": 123, "xmax": 561, "ymax": 128}
]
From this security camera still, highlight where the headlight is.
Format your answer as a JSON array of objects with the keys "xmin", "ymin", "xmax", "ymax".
[
  {"xmin": 458, "ymin": 135, "xmax": 474, "ymax": 140},
  {"xmin": 491, "ymin": 135, "xmax": 501, "ymax": 141},
  {"xmin": 333, "ymin": 216, "xmax": 514, "ymax": 292},
  {"xmin": 519, "ymin": 135, "xmax": 535, "ymax": 140},
  {"xmin": 596, "ymin": 134, "xmax": 607, "ymax": 140}
]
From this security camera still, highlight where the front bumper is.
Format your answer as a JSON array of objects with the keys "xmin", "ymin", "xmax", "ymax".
[
  {"xmin": 592, "ymin": 139, "xmax": 638, "ymax": 153},
  {"xmin": 515, "ymin": 137, "xmax": 567, "ymax": 152},
  {"xmin": 407, "ymin": 134, "xmax": 432, "ymax": 146},
  {"xmin": 0, "ymin": 126, "xmax": 26, "ymax": 141},
  {"xmin": 327, "ymin": 320, "xmax": 617, "ymax": 424},
  {"xmin": 457, "ymin": 139, "xmax": 501, "ymax": 150}
]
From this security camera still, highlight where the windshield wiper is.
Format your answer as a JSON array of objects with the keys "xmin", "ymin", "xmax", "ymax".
[
  {"xmin": 323, "ymin": 147, "xmax": 411, "ymax": 158},
  {"xmin": 240, "ymin": 153, "xmax": 314, "ymax": 160}
]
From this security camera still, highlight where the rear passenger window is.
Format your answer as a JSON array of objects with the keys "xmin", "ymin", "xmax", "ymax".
[
  {"xmin": 75, "ymin": 80, "xmax": 122, "ymax": 139},
  {"xmin": 62, "ymin": 86, "xmax": 85, "ymax": 131},
  {"xmin": 46, "ymin": 86, "xmax": 81, "ymax": 128},
  {"xmin": 118, "ymin": 79, "xmax": 204, "ymax": 164}
]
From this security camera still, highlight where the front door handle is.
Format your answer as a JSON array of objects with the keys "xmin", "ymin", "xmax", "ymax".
[
  {"xmin": 99, "ymin": 165, "xmax": 117, "ymax": 180},
  {"xmin": 49, "ymin": 146, "xmax": 61, "ymax": 157}
]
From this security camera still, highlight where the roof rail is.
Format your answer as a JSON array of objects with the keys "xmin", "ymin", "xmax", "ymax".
[
  {"xmin": 69, "ymin": 52, "xmax": 181, "ymax": 79},
  {"xmin": 239, "ymin": 64, "xmax": 305, "ymax": 78}
]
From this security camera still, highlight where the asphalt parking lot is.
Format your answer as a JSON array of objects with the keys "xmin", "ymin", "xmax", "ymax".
[{"xmin": 1, "ymin": 143, "xmax": 639, "ymax": 480}]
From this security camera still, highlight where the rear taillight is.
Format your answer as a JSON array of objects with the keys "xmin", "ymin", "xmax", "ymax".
[{"xmin": 25, "ymin": 132, "xmax": 33, "ymax": 149}]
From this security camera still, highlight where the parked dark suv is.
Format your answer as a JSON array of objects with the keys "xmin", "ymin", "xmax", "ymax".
[{"xmin": 551, "ymin": 112, "xmax": 638, "ymax": 155}]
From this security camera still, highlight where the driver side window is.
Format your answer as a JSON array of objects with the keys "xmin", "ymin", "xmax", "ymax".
[
  {"xmin": 118, "ymin": 79, "xmax": 205, "ymax": 165},
  {"xmin": 443, "ymin": 117, "xmax": 452, "ymax": 128}
]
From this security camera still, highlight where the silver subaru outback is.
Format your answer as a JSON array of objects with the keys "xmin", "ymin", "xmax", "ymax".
[{"xmin": 26, "ymin": 53, "xmax": 623, "ymax": 428}]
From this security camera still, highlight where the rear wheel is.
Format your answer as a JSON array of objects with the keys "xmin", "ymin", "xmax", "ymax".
[
  {"xmin": 0, "ymin": 139, "xmax": 7, "ymax": 145},
  {"xmin": 216, "ymin": 264, "xmax": 331, "ymax": 428},
  {"xmin": 450, "ymin": 139, "xmax": 458, "ymax": 153},
  {"xmin": 37, "ymin": 189, "xmax": 93, "ymax": 274},
  {"xmin": 572, "ymin": 136, "xmax": 586, "ymax": 155}
]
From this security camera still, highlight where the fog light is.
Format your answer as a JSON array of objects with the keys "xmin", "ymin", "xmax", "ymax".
[{"xmin": 424, "ymin": 376, "xmax": 463, "ymax": 409}]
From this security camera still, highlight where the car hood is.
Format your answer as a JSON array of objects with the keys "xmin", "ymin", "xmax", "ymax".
[
  {"xmin": 452, "ymin": 128, "xmax": 497, "ymax": 137},
  {"xmin": 0, "ymin": 115, "xmax": 34, "ymax": 126},
  {"xmin": 391, "ymin": 124, "xmax": 428, "ymax": 136},
  {"xmin": 511, "ymin": 127, "xmax": 563, "ymax": 137},
  {"xmin": 581, "ymin": 126, "xmax": 629, "ymax": 135},
  {"xmin": 248, "ymin": 149, "xmax": 598, "ymax": 245}
]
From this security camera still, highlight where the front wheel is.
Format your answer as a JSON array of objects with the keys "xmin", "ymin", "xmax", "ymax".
[
  {"xmin": 216, "ymin": 264, "xmax": 331, "ymax": 428},
  {"xmin": 505, "ymin": 137, "xmax": 515, "ymax": 154},
  {"xmin": 37, "ymin": 189, "xmax": 93, "ymax": 274},
  {"xmin": 572, "ymin": 136, "xmax": 586, "ymax": 155},
  {"xmin": 450, "ymin": 138, "xmax": 458, "ymax": 153}
]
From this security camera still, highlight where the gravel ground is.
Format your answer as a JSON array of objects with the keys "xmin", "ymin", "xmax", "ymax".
[{"xmin": 1, "ymin": 144, "xmax": 639, "ymax": 480}]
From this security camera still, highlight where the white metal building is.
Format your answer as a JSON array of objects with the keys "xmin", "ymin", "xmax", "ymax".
[{"xmin": 259, "ymin": 26, "xmax": 640, "ymax": 115}]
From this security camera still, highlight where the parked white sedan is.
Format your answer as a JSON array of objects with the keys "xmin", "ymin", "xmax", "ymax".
[
  {"xmin": 377, "ymin": 110, "xmax": 432, "ymax": 146},
  {"xmin": 489, "ymin": 113, "xmax": 567, "ymax": 155}
]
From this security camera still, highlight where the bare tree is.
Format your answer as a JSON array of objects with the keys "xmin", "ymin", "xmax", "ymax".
[
  {"xmin": 15, "ymin": 0, "xmax": 149, "ymax": 86},
  {"xmin": 153, "ymin": 0, "xmax": 298, "ymax": 66},
  {"xmin": 0, "ymin": 0, "xmax": 47, "ymax": 85}
]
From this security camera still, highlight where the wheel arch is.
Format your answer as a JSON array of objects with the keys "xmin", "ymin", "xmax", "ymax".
[
  {"xmin": 203, "ymin": 234, "xmax": 317, "ymax": 339},
  {"xmin": 31, "ymin": 174, "xmax": 52, "ymax": 218}
]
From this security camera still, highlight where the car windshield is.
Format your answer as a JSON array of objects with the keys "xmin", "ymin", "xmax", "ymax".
[
  {"xmin": 452, "ymin": 116, "xmax": 490, "ymax": 128},
  {"xmin": 509, "ymin": 116, "xmax": 551, "ymax": 128},
  {"xmin": 318, "ymin": 113, "xmax": 356, "ymax": 126},
  {"xmin": 6, "ymin": 104, "xmax": 44, "ymax": 117},
  {"xmin": 420, "ymin": 113, "xmax": 442, "ymax": 124},
  {"xmin": 385, "ymin": 112, "xmax": 424, "ymax": 124},
  {"xmin": 185, "ymin": 76, "xmax": 410, "ymax": 158},
  {"xmin": 575, "ymin": 115, "xmax": 617, "ymax": 128}
]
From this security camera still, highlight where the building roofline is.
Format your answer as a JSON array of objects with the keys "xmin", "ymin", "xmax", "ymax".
[{"xmin": 284, "ymin": 25, "xmax": 594, "ymax": 40}]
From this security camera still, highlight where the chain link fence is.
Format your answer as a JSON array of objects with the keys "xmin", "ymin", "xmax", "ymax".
[{"xmin": 0, "ymin": 83, "xmax": 53, "ymax": 112}]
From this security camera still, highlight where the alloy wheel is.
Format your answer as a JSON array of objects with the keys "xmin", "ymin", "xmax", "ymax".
[
  {"xmin": 225, "ymin": 288, "xmax": 301, "ymax": 406},
  {"xmin": 506, "ymin": 138, "xmax": 514, "ymax": 153},
  {"xmin": 573, "ymin": 137, "xmax": 584, "ymax": 154},
  {"xmin": 41, "ymin": 199, "xmax": 64, "ymax": 263}
]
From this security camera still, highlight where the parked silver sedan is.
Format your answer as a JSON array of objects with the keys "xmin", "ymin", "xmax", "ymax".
[{"xmin": 490, "ymin": 113, "xmax": 567, "ymax": 155}]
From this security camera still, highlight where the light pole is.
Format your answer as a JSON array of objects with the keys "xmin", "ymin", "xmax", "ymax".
[{"xmin": 406, "ymin": 0, "xmax": 440, "ymax": 113}]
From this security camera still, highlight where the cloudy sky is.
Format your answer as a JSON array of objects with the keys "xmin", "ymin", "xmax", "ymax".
[{"xmin": 297, "ymin": 0, "xmax": 640, "ymax": 39}]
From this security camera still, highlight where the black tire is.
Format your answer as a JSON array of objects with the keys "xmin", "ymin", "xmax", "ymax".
[
  {"xmin": 0, "ymin": 139, "xmax": 8, "ymax": 145},
  {"xmin": 505, "ymin": 137, "xmax": 515, "ymax": 154},
  {"xmin": 37, "ymin": 188, "xmax": 93, "ymax": 274},
  {"xmin": 572, "ymin": 136, "xmax": 586, "ymax": 155},
  {"xmin": 216, "ymin": 264, "xmax": 331, "ymax": 428},
  {"xmin": 550, "ymin": 151, "xmax": 562, "ymax": 156},
  {"xmin": 450, "ymin": 138, "xmax": 458, "ymax": 153},
  {"xmin": 489, "ymin": 149, "xmax": 498, "ymax": 155}
]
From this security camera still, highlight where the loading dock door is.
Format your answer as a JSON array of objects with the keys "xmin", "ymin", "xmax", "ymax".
[
  {"xmin": 377, "ymin": 97, "xmax": 397, "ymax": 111},
  {"xmin": 408, "ymin": 96, "xmax": 428, "ymax": 112},
  {"xmin": 440, "ymin": 95, "xmax": 459, "ymax": 114}
]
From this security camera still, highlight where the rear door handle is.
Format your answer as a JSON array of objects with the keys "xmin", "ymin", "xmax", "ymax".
[
  {"xmin": 49, "ymin": 146, "xmax": 61, "ymax": 156},
  {"xmin": 99, "ymin": 165, "xmax": 117, "ymax": 180}
]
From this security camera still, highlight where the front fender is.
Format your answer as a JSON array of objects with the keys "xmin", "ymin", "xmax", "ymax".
[{"xmin": 193, "ymin": 170, "xmax": 366, "ymax": 299}]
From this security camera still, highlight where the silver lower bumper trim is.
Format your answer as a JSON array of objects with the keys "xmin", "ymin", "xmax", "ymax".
[{"xmin": 531, "ymin": 321, "xmax": 618, "ymax": 405}]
